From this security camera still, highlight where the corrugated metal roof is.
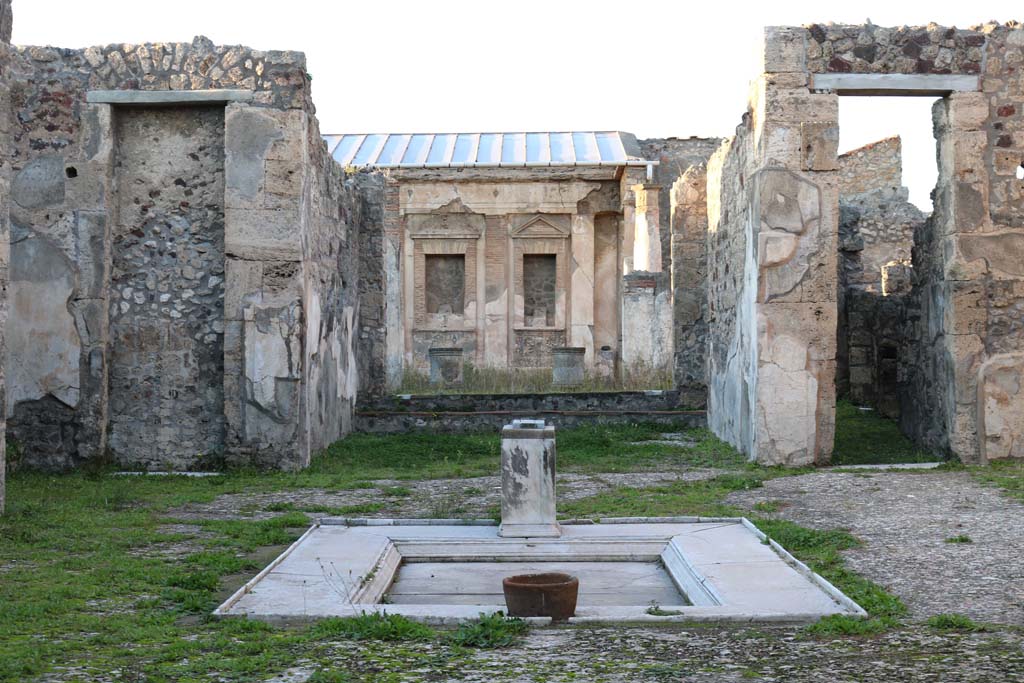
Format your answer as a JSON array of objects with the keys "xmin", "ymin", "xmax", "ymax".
[{"xmin": 322, "ymin": 131, "xmax": 651, "ymax": 168}]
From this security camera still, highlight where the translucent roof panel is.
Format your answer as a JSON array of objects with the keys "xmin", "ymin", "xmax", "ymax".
[{"xmin": 323, "ymin": 132, "xmax": 646, "ymax": 168}]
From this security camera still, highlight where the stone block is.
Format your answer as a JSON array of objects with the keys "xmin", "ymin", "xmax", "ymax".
[
  {"xmin": 947, "ymin": 92, "xmax": 989, "ymax": 131},
  {"xmin": 499, "ymin": 419, "xmax": 560, "ymax": 538},
  {"xmin": 801, "ymin": 122, "xmax": 840, "ymax": 171},
  {"xmin": 225, "ymin": 207, "xmax": 302, "ymax": 261},
  {"xmin": 224, "ymin": 258, "xmax": 262, "ymax": 321},
  {"xmin": 978, "ymin": 352, "xmax": 1024, "ymax": 461},
  {"xmin": 761, "ymin": 26, "xmax": 808, "ymax": 74}
]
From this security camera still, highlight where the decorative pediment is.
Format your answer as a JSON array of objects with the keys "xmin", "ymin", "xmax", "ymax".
[{"xmin": 511, "ymin": 214, "xmax": 570, "ymax": 239}]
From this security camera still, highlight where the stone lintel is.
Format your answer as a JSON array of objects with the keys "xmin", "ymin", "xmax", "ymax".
[
  {"xmin": 86, "ymin": 89, "xmax": 254, "ymax": 105},
  {"xmin": 810, "ymin": 74, "xmax": 979, "ymax": 96}
]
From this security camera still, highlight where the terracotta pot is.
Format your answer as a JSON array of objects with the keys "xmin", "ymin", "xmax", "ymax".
[{"xmin": 502, "ymin": 572, "xmax": 579, "ymax": 621}]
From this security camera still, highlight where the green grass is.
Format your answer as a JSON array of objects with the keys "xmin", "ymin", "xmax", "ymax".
[
  {"xmin": 927, "ymin": 613, "xmax": 986, "ymax": 632},
  {"xmin": 945, "ymin": 534, "xmax": 973, "ymax": 544},
  {"xmin": 974, "ymin": 458, "xmax": 1024, "ymax": 502},
  {"xmin": 5, "ymin": 425, "xmax": 1016, "ymax": 680},
  {"xmin": 444, "ymin": 612, "xmax": 529, "ymax": 649},
  {"xmin": 311, "ymin": 613, "xmax": 434, "ymax": 642},
  {"xmin": 831, "ymin": 400, "xmax": 937, "ymax": 465},
  {"xmin": 557, "ymin": 471, "xmax": 768, "ymax": 519}
]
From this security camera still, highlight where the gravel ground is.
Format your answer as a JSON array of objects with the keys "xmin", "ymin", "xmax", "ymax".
[
  {"xmin": 728, "ymin": 470, "xmax": 1024, "ymax": 623},
  {"xmin": 269, "ymin": 624, "xmax": 1024, "ymax": 682},
  {"xmin": 168, "ymin": 469, "xmax": 726, "ymax": 521}
]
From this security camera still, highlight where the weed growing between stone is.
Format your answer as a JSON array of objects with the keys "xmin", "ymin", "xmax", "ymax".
[
  {"xmin": 927, "ymin": 614, "xmax": 987, "ymax": 632},
  {"xmin": 445, "ymin": 612, "xmax": 529, "ymax": 649}
]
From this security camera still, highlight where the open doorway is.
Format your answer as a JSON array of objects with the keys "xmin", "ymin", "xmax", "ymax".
[{"xmin": 834, "ymin": 96, "xmax": 942, "ymax": 462}]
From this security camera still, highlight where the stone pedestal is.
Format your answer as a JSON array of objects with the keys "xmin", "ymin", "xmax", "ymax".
[
  {"xmin": 551, "ymin": 347, "xmax": 585, "ymax": 388},
  {"xmin": 499, "ymin": 419, "xmax": 560, "ymax": 538},
  {"xmin": 428, "ymin": 347, "xmax": 464, "ymax": 387}
]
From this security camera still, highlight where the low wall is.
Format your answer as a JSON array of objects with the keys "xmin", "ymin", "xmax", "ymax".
[{"xmin": 355, "ymin": 391, "xmax": 706, "ymax": 434}]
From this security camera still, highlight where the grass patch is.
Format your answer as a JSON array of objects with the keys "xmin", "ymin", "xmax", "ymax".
[
  {"xmin": 945, "ymin": 534, "xmax": 973, "ymax": 544},
  {"xmin": 558, "ymin": 472, "xmax": 770, "ymax": 519},
  {"xmin": 804, "ymin": 614, "xmax": 892, "ymax": 637},
  {"xmin": 974, "ymin": 458, "xmax": 1024, "ymax": 503},
  {"xmin": 832, "ymin": 400, "xmax": 937, "ymax": 465},
  {"xmin": 312, "ymin": 422, "xmax": 744, "ymax": 484},
  {"xmin": 445, "ymin": 612, "xmax": 529, "ymax": 649},
  {"xmin": 311, "ymin": 613, "xmax": 434, "ymax": 642},
  {"xmin": 927, "ymin": 613, "xmax": 986, "ymax": 632},
  {"xmin": 756, "ymin": 519, "xmax": 905, "ymax": 626}
]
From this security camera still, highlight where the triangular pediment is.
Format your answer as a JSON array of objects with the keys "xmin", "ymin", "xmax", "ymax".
[{"xmin": 511, "ymin": 214, "xmax": 570, "ymax": 238}]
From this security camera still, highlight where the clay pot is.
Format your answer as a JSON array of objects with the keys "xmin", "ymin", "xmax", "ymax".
[{"xmin": 502, "ymin": 572, "xmax": 579, "ymax": 621}]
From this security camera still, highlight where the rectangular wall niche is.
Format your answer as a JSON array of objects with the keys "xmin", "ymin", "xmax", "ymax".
[
  {"xmin": 424, "ymin": 254, "xmax": 465, "ymax": 315},
  {"xmin": 523, "ymin": 254, "xmax": 557, "ymax": 328}
]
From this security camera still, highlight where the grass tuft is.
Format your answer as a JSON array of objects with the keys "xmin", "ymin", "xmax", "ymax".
[
  {"xmin": 927, "ymin": 613, "xmax": 986, "ymax": 632},
  {"xmin": 944, "ymin": 534, "xmax": 973, "ymax": 544},
  {"xmin": 310, "ymin": 613, "xmax": 434, "ymax": 642},
  {"xmin": 445, "ymin": 612, "xmax": 529, "ymax": 649}
]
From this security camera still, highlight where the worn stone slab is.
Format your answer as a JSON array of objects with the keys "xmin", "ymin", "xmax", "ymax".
[
  {"xmin": 810, "ymin": 74, "xmax": 980, "ymax": 96},
  {"xmin": 86, "ymin": 89, "xmax": 254, "ymax": 104},
  {"xmin": 215, "ymin": 519, "xmax": 863, "ymax": 623}
]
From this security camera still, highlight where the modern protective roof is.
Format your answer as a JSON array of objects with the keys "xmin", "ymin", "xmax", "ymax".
[{"xmin": 321, "ymin": 131, "xmax": 653, "ymax": 169}]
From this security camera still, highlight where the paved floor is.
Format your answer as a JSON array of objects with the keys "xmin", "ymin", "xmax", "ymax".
[{"xmin": 727, "ymin": 469, "xmax": 1024, "ymax": 623}]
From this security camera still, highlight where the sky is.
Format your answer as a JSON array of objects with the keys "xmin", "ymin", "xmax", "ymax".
[{"xmin": 13, "ymin": 0, "xmax": 1023, "ymax": 210}]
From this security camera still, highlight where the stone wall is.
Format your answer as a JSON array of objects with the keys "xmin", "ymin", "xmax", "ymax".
[
  {"xmin": 835, "ymin": 137, "xmax": 926, "ymax": 410},
  {"xmin": 6, "ymin": 36, "xmax": 375, "ymax": 470},
  {"xmin": 838, "ymin": 136, "xmax": 902, "ymax": 198},
  {"xmin": 805, "ymin": 23, "xmax": 984, "ymax": 75},
  {"xmin": 671, "ymin": 165, "xmax": 709, "ymax": 408},
  {"xmin": 706, "ymin": 27, "xmax": 841, "ymax": 466},
  {"xmin": 356, "ymin": 391, "xmax": 705, "ymax": 434},
  {"xmin": 108, "ymin": 106, "xmax": 226, "ymax": 469},
  {"xmin": 0, "ymin": 0, "xmax": 11, "ymax": 511},
  {"xmin": 640, "ymin": 137, "xmax": 723, "ymax": 269},
  {"xmin": 706, "ymin": 131, "xmax": 757, "ymax": 459},
  {"xmin": 756, "ymin": 21, "xmax": 1024, "ymax": 465}
]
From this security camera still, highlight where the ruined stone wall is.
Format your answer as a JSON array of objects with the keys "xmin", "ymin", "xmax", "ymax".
[
  {"xmin": 706, "ymin": 27, "xmax": 841, "ymax": 466},
  {"xmin": 356, "ymin": 390, "xmax": 705, "ymax": 434},
  {"xmin": 671, "ymin": 165, "xmax": 709, "ymax": 408},
  {"xmin": 108, "ymin": 106, "xmax": 226, "ymax": 469},
  {"xmin": 803, "ymin": 21, "xmax": 1024, "ymax": 463},
  {"xmin": 6, "ymin": 36, "xmax": 372, "ymax": 470},
  {"xmin": 640, "ymin": 137, "xmax": 722, "ymax": 268},
  {"xmin": 805, "ymin": 23, "xmax": 984, "ymax": 76},
  {"xmin": 835, "ymin": 137, "xmax": 926, "ymax": 409},
  {"xmin": 354, "ymin": 172, "xmax": 386, "ymax": 402},
  {"xmin": 0, "ymin": 0, "xmax": 11, "ymax": 511},
  {"xmin": 706, "ymin": 130, "xmax": 756, "ymax": 458},
  {"xmin": 837, "ymin": 136, "xmax": 902, "ymax": 198}
]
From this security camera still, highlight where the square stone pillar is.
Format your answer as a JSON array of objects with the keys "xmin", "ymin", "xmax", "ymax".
[
  {"xmin": 632, "ymin": 183, "xmax": 662, "ymax": 273},
  {"xmin": 498, "ymin": 419, "xmax": 560, "ymax": 538}
]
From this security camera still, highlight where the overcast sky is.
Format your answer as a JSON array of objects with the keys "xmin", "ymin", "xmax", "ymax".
[{"xmin": 13, "ymin": 0, "xmax": 1022, "ymax": 210}]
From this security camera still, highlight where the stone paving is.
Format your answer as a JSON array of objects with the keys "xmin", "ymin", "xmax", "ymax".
[{"xmin": 728, "ymin": 469, "xmax": 1024, "ymax": 623}]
